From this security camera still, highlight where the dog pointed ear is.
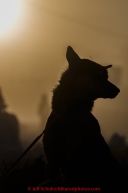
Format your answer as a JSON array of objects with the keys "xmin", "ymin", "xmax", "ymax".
[
  {"xmin": 66, "ymin": 46, "xmax": 80, "ymax": 69},
  {"xmin": 104, "ymin": 65, "xmax": 112, "ymax": 69}
]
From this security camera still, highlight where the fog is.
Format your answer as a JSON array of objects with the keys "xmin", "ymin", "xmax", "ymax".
[{"xmin": 0, "ymin": 0, "xmax": 128, "ymax": 145}]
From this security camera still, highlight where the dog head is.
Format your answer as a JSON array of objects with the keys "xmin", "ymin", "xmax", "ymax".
[{"xmin": 66, "ymin": 46, "xmax": 120, "ymax": 101}]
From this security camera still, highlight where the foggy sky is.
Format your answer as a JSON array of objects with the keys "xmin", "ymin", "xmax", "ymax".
[{"xmin": 0, "ymin": 0, "xmax": 128, "ymax": 140}]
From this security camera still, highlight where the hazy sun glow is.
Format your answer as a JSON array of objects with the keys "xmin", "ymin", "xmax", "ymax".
[{"xmin": 0, "ymin": 0, "xmax": 22, "ymax": 35}]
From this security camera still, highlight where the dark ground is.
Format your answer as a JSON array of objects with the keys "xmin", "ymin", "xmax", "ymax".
[{"xmin": 0, "ymin": 133, "xmax": 128, "ymax": 193}]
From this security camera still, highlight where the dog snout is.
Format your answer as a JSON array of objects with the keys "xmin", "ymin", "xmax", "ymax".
[
  {"xmin": 111, "ymin": 84, "xmax": 120, "ymax": 98},
  {"xmin": 114, "ymin": 86, "xmax": 120, "ymax": 94},
  {"xmin": 117, "ymin": 87, "xmax": 120, "ymax": 93}
]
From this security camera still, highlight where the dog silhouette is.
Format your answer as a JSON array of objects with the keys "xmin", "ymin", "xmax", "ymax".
[{"xmin": 43, "ymin": 47, "xmax": 126, "ymax": 192}]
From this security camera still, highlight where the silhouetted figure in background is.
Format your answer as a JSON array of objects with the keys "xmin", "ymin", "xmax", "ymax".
[
  {"xmin": 43, "ymin": 47, "xmax": 127, "ymax": 192},
  {"xmin": 109, "ymin": 133, "xmax": 127, "ymax": 151},
  {"xmin": 0, "ymin": 88, "xmax": 22, "ymax": 163},
  {"xmin": 108, "ymin": 133, "xmax": 128, "ymax": 173}
]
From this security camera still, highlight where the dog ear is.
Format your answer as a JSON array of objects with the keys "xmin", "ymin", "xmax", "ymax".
[
  {"xmin": 66, "ymin": 46, "xmax": 80, "ymax": 69},
  {"xmin": 104, "ymin": 65, "xmax": 112, "ymax": 69}
]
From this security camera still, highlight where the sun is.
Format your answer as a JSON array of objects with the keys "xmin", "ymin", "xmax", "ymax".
[{"xmin": 0, "ymin": 0, "xmax": 22, "ymax": 36}]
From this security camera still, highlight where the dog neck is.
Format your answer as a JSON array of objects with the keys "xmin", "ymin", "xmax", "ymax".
[{"xmin": 52, "ymin": 87, "xmax": 94, "ymax": 115}]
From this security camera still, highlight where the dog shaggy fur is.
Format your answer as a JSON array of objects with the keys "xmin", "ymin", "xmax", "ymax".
[{"xmin": 43, "ymin": 47, "xmax": 126, "ymax": 191}]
